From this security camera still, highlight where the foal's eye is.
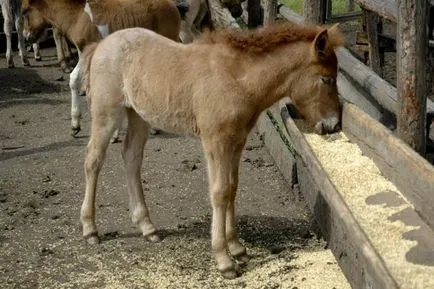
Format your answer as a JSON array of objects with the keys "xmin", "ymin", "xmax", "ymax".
[{"xmin": 320, "ymin": 76, "xmax": 335, "ymax": 85}]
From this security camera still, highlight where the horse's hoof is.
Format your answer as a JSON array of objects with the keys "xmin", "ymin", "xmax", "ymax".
[
  {"xmin": 235, "ymin": 253, "xmax": 250, "ymax": 265},
  {"xmin": 35, "ymin": 56, "xmax": 42, "ymax": 61},
  {"xmin": 63, "ymin": 67, "xmax": 73, "ymax": 74},
  {"xmin": 71, "ymin": 126, "xmax": 81, "ymax": 137},
  {"xmin": 84, "ymin": 232, "xmax": 100, "ymax": 245},
  {"xmin": 145, "ymin": 232, "xmax": 161, "ymax": 243},
  {"xmin": 220, "ymin": 267, "xmax": 239, "ymax": 279},
  {"xmin": 111, "ymin": 137, "xmax": 121, "ymax": 144},
  {"xmin": 22, "ymin": 59, "xmax": 30, "ymax": 66},
  {"xmin": 7, "ymin": 61, "xmax": 15, "ymax": 68},
  {"xmin": 150, "ymin": 128, "xmax": 160, "ymax": 135}
]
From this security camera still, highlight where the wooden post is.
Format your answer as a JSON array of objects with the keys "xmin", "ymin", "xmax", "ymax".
[
  {"xmin": 247, "ymin": 0, "xmax": 262, "ymax": 28},
  {"xmin": 263, "ymin": 0, "xmax": 277, "ymax": 24},
  {"xmin": 396, "ymin": 0, "xmax": 428, "ymax": 154},
  {"xmin": 363, "ymin": 9, "xmax": 383, "ymax": 76},
  {"xmin": 325, "ymin": 0, "xmax": 332, "ymax": 21},
  {"xmin": 303, "ymin": 0, "xmax": 325, "ymax": 23}
]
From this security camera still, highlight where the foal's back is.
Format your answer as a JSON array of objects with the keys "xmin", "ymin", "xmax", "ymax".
[{"xmin": 86, "ymin": 28, "xmax": 239, "ymax": 136}]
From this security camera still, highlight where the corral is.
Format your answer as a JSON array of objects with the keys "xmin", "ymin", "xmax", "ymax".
[{"xmin": 1, "ymin": 0, "xmax": 434, "ymax": 288}]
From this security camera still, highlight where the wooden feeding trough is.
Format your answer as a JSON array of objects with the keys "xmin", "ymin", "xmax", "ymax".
[{"xmin": 279, "ymin": 100, "xmax": 434, "ymax": 289}]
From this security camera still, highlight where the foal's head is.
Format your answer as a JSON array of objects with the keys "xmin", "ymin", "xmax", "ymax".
[
  {"xmin": 22, "ymin": 0, "xmax": 50, "ymax": 43},
  {"xmin": 201, "ymin": 22, "xmax": 343, "ymax": 134},
  {"xmin": 288, "ymin": 24, "xmax": 343, "ymax": 134}
]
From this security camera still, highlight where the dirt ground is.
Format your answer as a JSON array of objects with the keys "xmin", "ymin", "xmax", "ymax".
[{"xmin": 0, "ymin": 48, "xmax": 349, "ymax": 289}]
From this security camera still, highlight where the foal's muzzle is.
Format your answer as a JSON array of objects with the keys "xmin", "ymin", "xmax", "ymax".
[{"xmin": 315, "ymin": 113, "xmax": 340, "ymax": 135}]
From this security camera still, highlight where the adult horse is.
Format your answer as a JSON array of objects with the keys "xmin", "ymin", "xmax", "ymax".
[{"xmin": 79, "ymin": 21, "xmax": 343, "ymax": 278}]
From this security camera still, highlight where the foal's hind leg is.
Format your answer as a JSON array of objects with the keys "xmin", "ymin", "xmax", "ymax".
[
  {"xmin": 123, "ymin": 109, "xmax": 159, "ymax": 242},
  {"xmin": 81, "ymin": 107, "xmax": 124, "ymax": 244}
]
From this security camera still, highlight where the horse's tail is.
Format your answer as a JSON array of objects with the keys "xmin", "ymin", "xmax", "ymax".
[
  {"xmin": 174, "ymin": 0, "xmax": 189, "ymax": 20},
  {"xmin": 80, "ymin": 42, "xmax": 99, "ymax": 103}
]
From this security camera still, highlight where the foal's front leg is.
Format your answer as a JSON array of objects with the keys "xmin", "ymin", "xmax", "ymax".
[
  {"xmin": 226, "ymin": 141, "xmax": 249, "ymax": 263},
  {"xmin": 203, "ymin": 139, "xmax": 239, "ymax": 279}
]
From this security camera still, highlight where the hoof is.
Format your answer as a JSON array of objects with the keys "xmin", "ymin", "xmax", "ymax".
[
  {"xmin": 150, "ymin": 128, "xmax": 160, "ymax": 135},
  {"xmin": 62, "ymin": 67, "xmax": 73, "ymax": 74},
  {"xmin": 220, "ymin": 267, "xmax": 240, "ymax": 279},
  {"xmin": 111, "ymin": 137, "xmax": 122, "ymax": 144},
  {"xmin": 7, "ymin": 62, "xmax": 15, "ymax": 68},
  {"xmin": 35, "ymin": 56, "xmax": 42, "ymax": 61},
  {"xmin": 71, "ymin": 126, "xmax": 81, "ymax": 137},
  {"xmin": 145, "ymin": 232, "xmax": 161, "ymax": 243},
  {"xmin": 84, "ymin": 232, "xmax": 100, "ymax": 245},
  {"xmin": 235, "ymin": 253, "xmax": 250, "ymax": 266},
  {"xmin": 22, "ymin": 59, "xmax": 30, "ymax": 66}
]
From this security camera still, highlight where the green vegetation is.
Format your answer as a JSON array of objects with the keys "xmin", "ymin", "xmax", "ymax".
[
  {"xmin": 266, "ymin": 110, "xmax": 298, "ymax": 157},
  {"xmin": 278, "ymin": 0, "xmax": 360, "ymax": 15}
]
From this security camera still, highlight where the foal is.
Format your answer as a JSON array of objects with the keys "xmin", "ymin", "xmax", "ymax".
[{"xmin": 80, "ymin": 22, "xmax": 343, "ymax": 278}]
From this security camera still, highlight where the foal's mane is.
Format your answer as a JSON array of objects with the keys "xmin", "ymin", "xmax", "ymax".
[{"xmin": 197, "ymin": 21, "xmax": 344, "ymax": 54}]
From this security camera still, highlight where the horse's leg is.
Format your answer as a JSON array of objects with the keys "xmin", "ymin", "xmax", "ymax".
[
  {"xmin": 33, "ymin": 43, "xmax": 41, "ymax": 61},
  {"xmin": 53, "ymin": 28, "xmax": 69, "ymax": 72},
  {"xmin": 2, "ymin": 4, "xmax": 14, "ymax": 68},
  {"xmin": 226, "ymin": 140, "xmax": 248, "ymax": 264},
  {"xmin": 179, "ymin": 20, "xmax": 195, "ymax": 43},
  {"xmin": 14, "ymin": 12, "xmax": 30, "ymax": 66},
  {"xmin": 203, "ymin": 138, "xmax": 238, "ymax": 279},
  {"xmin": 70, "ymin": 62, "xmax": 83, "ymax": 136},
  {"xmin": 123, "ymin": 109, "xmax": 159, "ymax": 242},
  {"xmin": 81, "ymin": 105, "xmax": 124, "ymax": 244},
  {"xmin": 111, "ymin": 127, "xmax": 121, "ymax": 143}
]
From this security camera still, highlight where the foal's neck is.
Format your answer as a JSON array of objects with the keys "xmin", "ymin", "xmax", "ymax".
[{"xmin": 236, "ymin": 42, "xmax": 309, "ymax": 112}]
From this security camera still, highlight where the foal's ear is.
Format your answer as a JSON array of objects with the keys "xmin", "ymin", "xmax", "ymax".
[{"xmin": 312, "ymin": 29, "xmax": 329, "ymax": 60}]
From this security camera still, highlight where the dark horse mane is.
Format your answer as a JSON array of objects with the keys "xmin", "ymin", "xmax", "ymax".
[{"xmin": 197, "ymin": 20, "xmax": 344, "ymax": 54}]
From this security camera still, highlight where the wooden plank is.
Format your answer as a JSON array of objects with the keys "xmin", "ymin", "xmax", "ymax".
[
  {"xmin": 396, "ymin": 0, "xmax": 428, "ymax": 153},
  {"xmin": 280, "ymin": 103, "xmax": 398, "ymax": 289},
  {"xmin": 353, "ymin": 0, "xmax": 397, "ymax": 22},
  {"xmin": 255, "ymin": 107, "xmax": 297, "ymax": 186},
  {"xmin": 342, "ymin": 103, "xmax": 434, "ymax": 229},
  {"xmin": 337, "ymin": 72, "xmax": 387, "ymax": 125},
  {"xmin": 326, "ymin": 11, "xmax": 362, "ymax": 23}
]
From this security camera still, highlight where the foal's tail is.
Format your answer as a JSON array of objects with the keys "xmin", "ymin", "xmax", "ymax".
[{"xmin": 80, "ymin": 42, "xmax": 99, "ymax": 103}]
